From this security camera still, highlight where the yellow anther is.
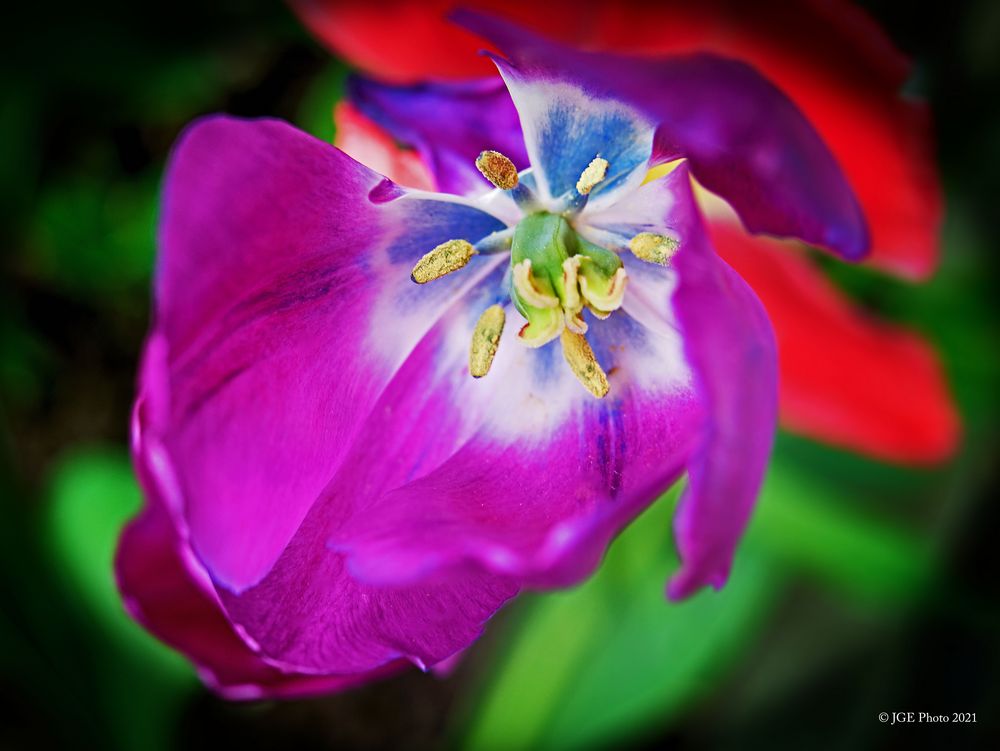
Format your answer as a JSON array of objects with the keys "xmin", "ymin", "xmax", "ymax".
[
  {"xmin": 560, "ymin": 330, "xmax": 610, "ymax": 398},
  {"xmin": 411, "ymin": 239, "xmax": 476, "ymax": 284},
  {"xmin": 512, "ymin": 259, "xmax": 560, "ymax": 309},
  {"xmin": 629, "ymin": 232, "xmax": 679, "ymax": 265},
  {"xmin": 469, "ymin": 305, "xmax": 506, "ymax": 378},
  {"xmin": 576, "ymin": 157, "xmax": 609, "ymax": 195},
  {"xmin": 476, "ymin": 150, "xmax": 520, "ymax": 190}
]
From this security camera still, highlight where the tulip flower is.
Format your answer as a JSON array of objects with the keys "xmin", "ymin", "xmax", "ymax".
[
  {"xmin": 296, "ymin": 0, "xmax": 959, "ymax": 463},
  {"xmin": 120, "ymin": 11, "xmax": 872, "ymax": 697}
]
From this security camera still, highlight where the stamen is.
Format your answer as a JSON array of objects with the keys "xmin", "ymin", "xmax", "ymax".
[
  {"xmin": 576, "ymin": 157, "xmax": 609, "ymax": 195},
  {"xmin": 411, "ymin": 239, "xmax": 476, "ymax": 284},
  {"xmin": 629, "ymin": 232, "xmax": 679, "ymax": 265},
  {"xmin": 469, "ymin": 304, "xmax": 506, "ymax": 378},
  {"xmin": 560, "ymin": 330, "xmax": 610, "ymax": 398},
  {"xmin": 476, "ymin": 150, "xmax": 519, "ymax": 190},
  {"xmin": 512, "ymin": 259, "xmax": 559, "ymax": 309}
]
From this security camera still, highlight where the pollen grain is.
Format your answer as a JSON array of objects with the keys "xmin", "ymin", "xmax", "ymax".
[
  {"xmin": 560, "ymin": 329, "xmax": 610, "ymax": 398},
  {"xmin": 470, "ymin": 305, "xmax": 506, "ymax": 378},
  {"xmin": 476, "ymin": 150, "xmax": 520, "ymax": 190},
  {"xmin": 576, "ymin": 157, "xmax": 610, "ymax": 195},
  {"xmin": 629, "ymin": 232, "xmax": 679, "ymax": 265},
  {"xmin": 411, "ymin": 239, "xmax": 476, "ymax": 284}
]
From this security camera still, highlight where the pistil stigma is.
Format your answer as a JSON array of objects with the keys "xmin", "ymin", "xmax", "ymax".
[{"xmin": 513, "ymin": 259, "xmax": 560, "ymax": 309}]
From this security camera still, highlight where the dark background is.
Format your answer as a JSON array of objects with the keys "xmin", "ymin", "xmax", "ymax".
[{"xmin": 1, "ymin": 1, "xmax": 998, "ymax": 749}]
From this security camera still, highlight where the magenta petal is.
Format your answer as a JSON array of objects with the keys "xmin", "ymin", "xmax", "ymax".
[
  {"xmin": 212, "ymin": 261, "xmax": 697, "ymax": 669},
  {"xmin": 669, "ymin": 256, "xmax": 777, "ymax": 599},
  {"xmin": 333, "ymin": 359, "xmax": 701, "ymax": 589},
  {"xmin": 139, "ymin": 257, "xmax": 518, "ymax": 676},
  {"xmin": 209, "ymin": 266, "xmax": 520, "ymax": 674},
  {"xmin": 116, "ymin": 504, "xmax": 399, "ymax": 699},
  {"xmin": 319, "ymin": 275, "xmax": 702, "ymax": 589},
  {"xmin": 454, "ymin": 9, "xmax": 868, "ymax": 259},
  {"xmin": 218, "ymin": 536, "xmax": 518, "ymax": 675},
  {"xmin": 348, "ymin": 75, "xmax": 529, "ymax": 195},
  {"xmin": 152, "ymin": 116, "xmax": 506, "ymax": 593},
  {"xmin": 118, "ymin": 368, "xmax": 401, "ymax": 698},
  {"xmin": 589, "ymin": 164, "xmax": 778, "ymax": 598}
]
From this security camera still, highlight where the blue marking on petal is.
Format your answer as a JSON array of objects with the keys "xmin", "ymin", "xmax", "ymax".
[
  {"xmin": 587, "ymin": 310, "xmax": 652, "ymax": 363},
  {"xmin": 458, "ymin": 264, "xmax": 512, "ymax": 317},
  {"xmin": 536, "ymin": 99, "xmax": 650, "ymax": 200},
  {"xmin": 388, "ymin": 200, "xmax": 505, "ymax": 265},
  {"xmin": 490, "ymin": 64, "xmax": 655, "ymax": 206},
  {"xmin": 527, "ymin": 338, "xmax": 564, "ymax": 387},
  {"xmin": 593, "ymin": 404, "xmax": 626, "ymax": 497}
]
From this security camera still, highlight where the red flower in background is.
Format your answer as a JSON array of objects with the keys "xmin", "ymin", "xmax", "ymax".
[{"xmin": 293, "ymin": 0, "xmax": 959, "ymax": 463}]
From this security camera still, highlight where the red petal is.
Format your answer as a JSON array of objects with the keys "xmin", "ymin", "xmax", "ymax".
[
  {"xmin": 596, "ymin": 1, "xmax": 943, "ymax": 279},
  {"xmin": 292, "ymin": 0, "xmax": 591, "ymax": 80},
  {"xmin": 297, "ymin": 0, "xmax": 941, "ymax": 277},
  {"xmin": 712, "ymin": 220, "xmax": 959, "ymax": 464},
  {"xmin": 334, "ymin": 102, "xmax": 435, "ymax": 189}
]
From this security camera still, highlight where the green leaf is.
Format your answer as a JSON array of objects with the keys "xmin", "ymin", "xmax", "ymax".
[
  {"xmin": 296, "ymin": 63, "xmax": 347, "ymax": 143},
  {"xmin": 46, "ymin": 446, "xmax": 195, "ymax": 751},
  {"xmin": 461, "ymin": 489, "xmax": 781, "ymax": 751},
  {"xmin": 460, "ymin": 446, "xmax": 941, "ymax": 751},
  {"xmin": 27, "ymin": 169, "xmax": 159, "ymax": 296},
  {"xmin": 749, "ymin": 456, "xmax": 938, "ymax": 604}
]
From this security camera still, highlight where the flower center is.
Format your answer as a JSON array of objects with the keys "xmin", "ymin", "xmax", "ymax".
[
  {"xmin": 509, "ymin": 212, "xmax": 626, "ymax": 350},
  {"xmin": 408, "ymin": 149, "xmax": 675, "ymax": 398}
]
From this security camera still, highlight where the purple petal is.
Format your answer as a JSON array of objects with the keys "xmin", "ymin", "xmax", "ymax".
[
  {"xmin": 488, "ymin": 64, "xmax": 656, "ymax": 213},
  {"xmin": 218, "ymin": 533, "xmax": 518, "ymax": 675},
  {"xmin": 348, "ymin": 75, "xmax": 529, "ymax": 196},
  {"xmin": 212, "ymin": 264, "xmax": 523, "ymax": 674},
  {"xmin": 151, "ymin": 116, "xmax": 506, "ymax": 593},
  {"xmin": 589, "ymin": 164, "xmax": 778, "ymax": 598},
  {"xmin": 117, "ymin": 505, "xmax": 399, "ymax": 699},
  {"xmin": 454, "ymin": 10, "xmax": 868, "ymax": 259},
  {"xmin": 118, "ymin": 368, "xmax": 401, "ymax": 698},
  {"xmin": 669, "ymin": 254, "xmax": 777, "ymax": 598},
  {"xmin": 215, "ymin": 250, "xmax": 700, "ymax": 670},
  {"xmin": 266, "ymin": 251, "xmax": 701, "ymax": 591},
  {"xmin": 329, "ymin": 309, "xmax": 702, "ymax": 589}
]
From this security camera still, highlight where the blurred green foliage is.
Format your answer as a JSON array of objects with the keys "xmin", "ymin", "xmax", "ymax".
[
  {"xmin": 458, "ymin": 443, "xmax": 948, "ymax": 749},
  {"xmin": 463, "ymin": 490, "xmax": 781, "ymax": 751},
  {"xmin": 45, "ymin": 448, "xmax": 196, "ymax": 750}
]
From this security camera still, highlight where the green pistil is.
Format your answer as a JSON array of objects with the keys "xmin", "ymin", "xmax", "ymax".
[{"xmin": 510, "ymin": 213, "xmax": 577, "ymax": 303}]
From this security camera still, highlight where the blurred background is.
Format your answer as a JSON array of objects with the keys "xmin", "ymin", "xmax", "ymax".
[{"xmin": 1, "ymin": 1, "xmax": 998, "ymax": 748}]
